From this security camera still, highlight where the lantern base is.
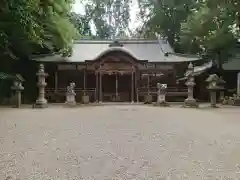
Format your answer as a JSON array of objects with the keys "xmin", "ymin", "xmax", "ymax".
[
  {"xmin": 35, "ymin": 103, "xmax": 48, "ymax": 108},
  {"xmin": 82, "ymin": 95, "xmax": 90, "ymax": 104},
  {"xmin": 144, "ymin": 95, "xmax": 152, "ymax": 104},
  {"xmin": 35, "ymin": 99, "xmax": 48, "ymax": 108},
  {"xmin": 154, "ymin": 101, "xmax": 170, "ymax": 107},
  {"xmin": 183, "ymin": 98, "xmax": 198, "ymax": 108},
  {"xmin": 233, "ymin": 97, "xmax": 240, "ymax": 106},
  {"xmin": 210, "ymin": 103, "xmax": 219, "ymax": 108},
  {"xmin": 65, "ymin": 101, "xmax": 76, "ymax": 107}
]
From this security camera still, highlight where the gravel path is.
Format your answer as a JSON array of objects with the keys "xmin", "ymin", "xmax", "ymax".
[{"xmin": 0, "ymin": 105, "xmax": 240, "ymax": 179}]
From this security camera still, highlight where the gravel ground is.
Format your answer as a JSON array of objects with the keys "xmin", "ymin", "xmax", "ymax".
[{"xmin": 0, "ymin": 105, "xmax": 240, "ymax": 180}]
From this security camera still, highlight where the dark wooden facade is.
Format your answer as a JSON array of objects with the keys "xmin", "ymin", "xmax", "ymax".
[{"xmin": 44, "ymin": 51, "xmax": 188, "ymax": 103}]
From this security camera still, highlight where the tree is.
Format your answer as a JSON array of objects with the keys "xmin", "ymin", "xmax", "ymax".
[
  {"xmin": 0, "ymin": 0, "xmax": 79, "ymax": 59},
  {"xmin": 136, "ymin": 0, "xmax": 197, "ymax": 50},
  {"xmin": 180, "ymin": 0, "xmax": 239, "ymax": 67},
  {"xmin": 76, "ymin": 0, "xmax": 131, "ymax": 39},
  {"xmin": 69, "ymin": 12, "xmax": 92, "ymax": 37},
  {"xmin": 180, "ymin": 0, "xmax": 238, "ymax": 53}
]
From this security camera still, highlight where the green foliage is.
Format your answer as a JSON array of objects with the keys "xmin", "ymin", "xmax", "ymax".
[
  {"xmin": 69, "ymin": 12, "xmax": 92, "ymax": 38},
  {"xmin": 136, "ymin": 0, "xmax": 239, "ymax": 56},
  {"xmin": 137, "ymin": 0, "xmax": 197, "ymax": 48},
  {"xmin": 1, "ymin": 0, "xmax": 239, "ymax": 60},
  {"xmin": 180, "ymin": 0, "xmax": 239, "ymax": 54},
  {"xmin": 78, "ymin": 0, "xmax": 131, "ymax": 39},
  {"xmin": 0, "ymin": 0, "xmax": 78, "ymax": 59}
]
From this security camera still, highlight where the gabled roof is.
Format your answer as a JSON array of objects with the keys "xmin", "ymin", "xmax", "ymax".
[
  {"xmin": 177, "ymin": 61, "xmax": 213, "ymax": 81},
  {"xmin": 32, "ymin": 38, "xmax": 201, "ymax": 63},
  {"xmin": 0, "ymin": 72, "xmax": 24, "ymax": 81}
]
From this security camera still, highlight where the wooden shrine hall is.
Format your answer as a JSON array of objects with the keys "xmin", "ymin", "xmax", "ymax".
[{"xmin": 33, "ymin": 38, "xmax": 206, "ymax": 103}]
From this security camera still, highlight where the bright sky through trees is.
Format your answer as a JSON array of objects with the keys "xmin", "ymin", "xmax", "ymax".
[{"xmin": 72, "ymin": 0, "xmax": 141, "ymax": 32}]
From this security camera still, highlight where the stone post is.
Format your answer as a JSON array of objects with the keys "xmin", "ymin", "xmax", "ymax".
[
  {"xmin": 35, "ymin": 64, "xmax": 48, "ymax": 108},
  {"xmin": 219, "ymin": 91, "xmax": 224, "ymax": 103},
  {"xmin": 11, "ymin": 80, "xmax": 24, "ymax": 108},
  {"xmin": 65, "ymin": 82, "xmax": 76, "ymax": 106},
  {"xmin": 183, "ymin": 63, "xmax": 198, "ymax": 108},
  {"xmin": 155, "ymin": 83, "xmax": 169, "ymax": 106}
]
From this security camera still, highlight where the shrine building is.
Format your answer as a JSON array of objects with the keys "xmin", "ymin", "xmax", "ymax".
[{"xmin": 32, "ymin": 38, "xmax": 212, "ymax": 103}]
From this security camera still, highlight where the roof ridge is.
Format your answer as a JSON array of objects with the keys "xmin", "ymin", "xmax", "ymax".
[
  {"xmin": 168, "ymin": 52, "xmax": 201, "ymax": 58},
  {"xmin": 74, "ymin": 39, "xmax": 159, "ymax": 44}
]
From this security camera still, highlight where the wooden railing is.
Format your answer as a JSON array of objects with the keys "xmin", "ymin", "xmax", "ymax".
[
  {"xmin": 137, "ymin": 86, "xmax": 188, "ymax": 97},
  {"xmin": 45, "ymin": 88, "xmax": 97, "ymax": 102}
]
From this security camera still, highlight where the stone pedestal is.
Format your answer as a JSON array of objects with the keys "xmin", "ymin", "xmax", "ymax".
[
  {"xmin": 183, "ymin": 63, "xmax": 198, "ymax": 108},
  {"xmin": 184, "ymin": 98, "xmax": 198, "ymax": 108},
  {"xmin": 65, "ymin": 92, "xmax": 76, "ymax": 106},
  {"xmin": 219, "ymin": 91, "xmax": 224, "ymax": 104},
  {"xmin": 114, "ymin": 95, "xmax": 121, "ymax": 102},
  {"xmin": 210, "ymin": 91, "xmax": 218, "ymax": 108},
  {"xmin": 233, "ymin": 96, "xmax": 240, "ymax": 106},
  {"xmin": 35, "ymin": 99, "xmax": 48, "ymax": 108},
  {"xmin": 82, "ymin": 95, "xmax": 89, "ymax": 104},
  {"xmin": 35, "ymin": 64, "xmax": 48, "ymax": 108},
  {"xmin": 144, "ymin": 95, "xmax": 152, "ymax": 104},
  {"xmin": 155, "ymin": 83, "xmax": 169, "ymax": 107},
  {"xmin": 11, "ymin": 80, "xmax": 24, "ymax": 108},
  {"xmin": 205, "ymin": 74, "xmax": 223, "ymax": 108},
  {"xmin": 65, "ymin": 82, "xmax": 76, "ymax": 107},
  {"xmin": 183, "ymin": 82, "xmax": 198, "ymax": 108}
]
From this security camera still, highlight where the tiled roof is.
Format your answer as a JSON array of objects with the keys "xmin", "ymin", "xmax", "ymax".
[
  {"xmin": 0, "ymin": 72, "xmax": 24, "ymax": 81},
  {"xmin": 33, "ymin": 38, "xmax": 201, "ymax": 63},
  {"xmin": 177, "ymin": 61, "xmax": 213, "ymax": 81}
]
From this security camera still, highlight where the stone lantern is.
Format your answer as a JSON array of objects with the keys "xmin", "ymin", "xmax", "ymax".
[
  {"xmin": 155, "ymin": 83, "xmax": 169, "ymax": 106},
  {"xmin": 65, "ymin": 82, "xmax": 76, "ymax": 106},
  {"xmin": 205, "ymin": 74, "xmax": 222, "ymax": 108},
  {"xmin": 11, "ymin": 75, "xmax": 24, "ymax": 108},
  {"xmin": 183, "ymin": 62, "xmax": 198, "ymax": 108},
  {"xmin": 35, "ymin": 64, "xmax": 48, "ymax": 108}
]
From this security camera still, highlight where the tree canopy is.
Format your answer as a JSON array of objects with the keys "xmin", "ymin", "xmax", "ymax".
[
  {"xmin": 0, "ymin": 0, "xmax": 78, "ymax": 59},
  {"xmin": 0, "ymin": 0, "xmax": 240, "ymax": 60},
  {"xmin": 180, "ymin": 0, "xmax": 240, "ymax": 54}
]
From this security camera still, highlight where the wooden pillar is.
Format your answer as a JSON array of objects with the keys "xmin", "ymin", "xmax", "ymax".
[
  {"xmin": 95, "ymin": 72, "xmax": 98, "ymax": 102},
  {"xmin": 54, "ymin": 71, "xmax": 58, "ymax": 92},
  {"xmin": 137, "ymin": 72, "xmax": 141, "ymax": 103},
  {"xmin": 115, "ymin": 72, "xmax": 118, "ymax": 97},
  {"xmin": 131, "ymin": 71, "xmax": 134, "ymax": 103},
  {"xmin": 83, "ymin": 69, "xmax": 86, "ymax": 95},
  {"xmin": 99, "ymin": 72, "xmax": 102, "ymax": 102},
  {"xmin": 147, "ymin": 74, "xmax": 150, "ymax": 95}
]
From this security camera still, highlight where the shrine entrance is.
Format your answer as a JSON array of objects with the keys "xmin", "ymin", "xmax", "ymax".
[
  {"xmin": 94, "ymin": 51, "xmax": 137, "ymax": 102},
  {"xmin": 102, "ymin": 72, "xmax": 134, "ymax": 102}
]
